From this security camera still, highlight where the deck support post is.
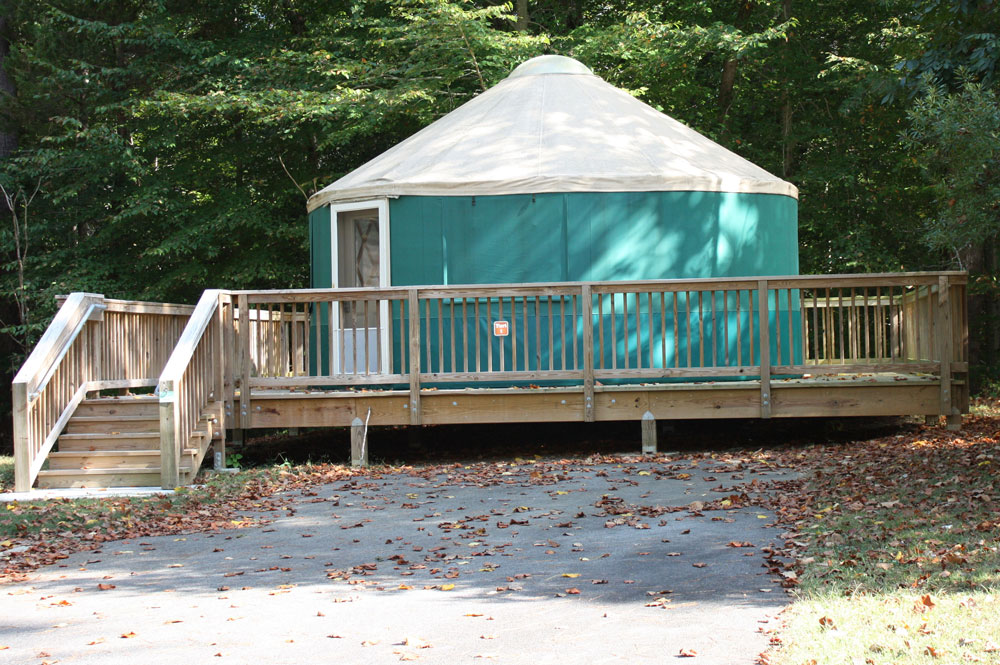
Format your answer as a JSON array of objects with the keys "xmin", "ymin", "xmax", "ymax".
[
  {"xmin": 351, "ymin": 416, "xmax": 368, "ymax": 467},
  {"xmin": 641, "ymin": 411, "xmax": 657, "ymax": 454},
  {"xmin": 407, "ymin": 427, "xmax": 422, "ymax": 451},
  {"xmin": 945, "ymin": 414, "xmax": 962, "ymax": 431},
  {"xmin": 924, "ymin": 415, "xmax": 938, "ymax": 427},
  {"xmin": 212, "ymin": 438, "xmax": 226, "ymax": 470}
]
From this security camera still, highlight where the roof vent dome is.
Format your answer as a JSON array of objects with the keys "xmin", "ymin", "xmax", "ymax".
[{"xmin": 507, "ymin": 54, "xmax": 593, "ymax": 78}]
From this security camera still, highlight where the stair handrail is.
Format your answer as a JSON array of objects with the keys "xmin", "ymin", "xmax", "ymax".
[
  {"xmin": 157, "ymin": 289, "xmax": 224, "ymax": 488},
  {"xmin": 12, "ymin": 292, "xmax": 106, "ymax": 492}
]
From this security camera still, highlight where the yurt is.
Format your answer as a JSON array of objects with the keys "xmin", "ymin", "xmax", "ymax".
[{"xmin": 306, "ymin": 55, "xmax": 800, "ymax": 377}]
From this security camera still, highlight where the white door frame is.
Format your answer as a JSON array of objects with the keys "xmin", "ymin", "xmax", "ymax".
[{"xmin": 330, "ymin": 199, "xmax": 391, "ymax": 373}]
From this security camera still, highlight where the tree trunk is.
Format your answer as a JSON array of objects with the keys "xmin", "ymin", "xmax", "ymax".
[
  {"xmin": 0, "ymin": 15, "xmax": 18, "ymax": 159},
  {"xmin": 960, "ymin": 241, "xmax": 995, "ymax": 393},
  {"xmin": 781, "ymin": 0, "xmax": 795, "ymax": 178},
  {"xmin": 717, "ymin": 1, "xmax": 755, "ymax": 126},
  {"xmin": 515, "ymin": 0, "xmax": 529, "ymax": 32}
]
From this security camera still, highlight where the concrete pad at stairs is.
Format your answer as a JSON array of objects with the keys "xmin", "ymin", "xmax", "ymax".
[
  {"xmin": 0, "ymin": 487, "xmax": 176, "ymax": 503},
  {"xmin": 0, "ymin": 456, "xmax": 796, "ymax": 664}
]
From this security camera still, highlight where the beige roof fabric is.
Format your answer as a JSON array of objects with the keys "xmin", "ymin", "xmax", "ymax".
[{"xmin": 307, "ymin": 55, "xmax": 797, "ymax": 212}]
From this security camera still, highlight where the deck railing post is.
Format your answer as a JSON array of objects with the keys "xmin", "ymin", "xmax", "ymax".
[
  {"xmin": 222, "ymin": 293, "xmax": 235, "ymax": 426},
  {"xmin": 237, "ymin": 293, "xmax": 250, "ymax": 429},
  {"xmin": 408, "ymin": 289, "xmax": 422, "ymax": 425},
  {"xmin": 581, "ymin": 284, "xmax": 595, "ymax": 422},
  {"xmin": 937, "ymin": 275, "xmax": 955, "ymax": 425},
  {"xmin": 757, "ymin": 280, "xmax": 772, "ymax": 418},
  {"xmin": 12, "ymin": 381, "xmax": 30, "ymax": 492},
  {"xmin": 159, "ymin": 378, "xmax": 180, "ymax": 488}
]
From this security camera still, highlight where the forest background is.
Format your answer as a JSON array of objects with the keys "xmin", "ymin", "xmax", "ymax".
[{"xmin": 0, "ymin": 0, "xmax": 997, "ymax": 449}]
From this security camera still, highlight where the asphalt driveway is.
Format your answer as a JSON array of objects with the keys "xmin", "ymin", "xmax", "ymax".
[{"xmin": 0, "ymin": 454, "xmax": 796, "ymax": 664}]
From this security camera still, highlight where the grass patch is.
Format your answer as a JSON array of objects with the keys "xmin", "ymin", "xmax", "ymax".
[
  {"xmin": 764, "ymin": 415, "xmax": 1000, "ymax": 664},
  {"xmin": 775, "ymin": 592, "xmax": 998, "ymax": 664},
  {"xmin": 0, "ymin": 456, "xmax": 12, "ymax": 493}
]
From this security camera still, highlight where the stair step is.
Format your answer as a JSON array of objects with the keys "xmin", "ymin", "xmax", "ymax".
[
  {"xmin": 36, "ymin": 466, "xmax": 192, "ymax": 490},
  {"xmin": 64, "ymin": 415, "xmax": 159, "ymax": 434},
  {"xmin": 74, "ymin": 396, "xmax": 159, "ymax": 418},
  {"xmin": 48, "ymin": 449, "xmax": 198, "ymax": 470},
  {"xmin": 58, "ymin": 430, "xmax": 207, "ymax": 451},
  {"xmin": 58, "ymin": 432, "xmax": 157, "ymax": 451}
]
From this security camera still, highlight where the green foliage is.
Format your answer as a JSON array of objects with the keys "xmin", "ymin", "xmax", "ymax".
[
  {"xmin": 1, "ymin": 0, "xmax": 1000, "ymax": 401},
  {"xmin": 903, "ymin": 78, "xmax": 1000, "ymax": 265}
]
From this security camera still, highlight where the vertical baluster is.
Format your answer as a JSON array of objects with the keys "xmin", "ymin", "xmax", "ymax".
[
  {"xmin": 424, "ymin": 297, "xmax": 432, "ymax": 373},
  {"xmin": 510, "ymin": 297, "xmax": 518, "ymax": 372},
  {"xmin": 266, "ymin": 303, "xmax": 274, "ymax": 376},
  {"xmin": 290, "ymin": 303, "xmax": 299, "ymax": 376},
  {"xmin": 560, "ymin": 296, "xmax": 567, "ymax": 371},
  {"xmin": 686, "ymin": 291, "xmax": 693, "ymax": 368},
  {"xmin": 673, "ymin": 291, "xmax": 680, "ymax": 368},
  {"xmin": 598, "ymin": 293, "xmax": 605, "ymax": 370},
  {"xmin": 774, "ymin": 289, "xmax": 783, "ymax": 368},
  {"xmin": 786, "ymin": 289, "xmax": 794, "ymax": 365},
  {"xmin": 361, "ymin": 300, "xmax": 369, "ymax": 375},
  {"xmin": 376, "ymin": 300, "xmax": 384, "ymax": 373},
  {"xmin": 735, "ymin": 290, "xmax": 743, "ymax": 366},
  {"xmin": 634, "ymin": 291, "xmax": 641, "ymax": 369},
  {"xmin": 327, "ymin": 300, "xmax": 336, "ymax": 376},
  {"xmin": 748, "ymin": 289, "xmax": 755, "ymax": 366},
  {"xmin": 524, "ymin": 295, "xmax": 530, "ymax": 371},
  {"xmin": 622, "ymin": 292, "xmax": 629, "ymax": 370},
  {"xmin": 659, "ymin": 292, "xmax": 666, "ymax": 369},
  {"xmin": 711, "ymin": 291, "xmax": 718, "ymax": 367},
  {"xmin": 925, "ymin": 287, "xmax": 932, "ymax": 360},
  {"xmin": 852, "ymin": 289, "xmax": 861, "ymax": 361},
  {"xmin": 724, "ymin": 290, "xmax": 730, "ymax": 367},
  {"xmin": 497, "ymin": 297, "xmax": 505, "ymax": 372},
  {"xmin": 572, "ymin": 294, "xmax": 580, "ymax": 370},
  {"xmin": 434, "ymin": 299, "xmax": 442, "ymax": 374},
  {"xmin": 562, "ymin": 295, "xmax": 569, "ymax": 371},
  {"xmin": 449, "ymin": 298, "xmax": 456, "ymax": 374},
  {"xmin": 697, "ymin": 291, "xmax": 704, "ymax": 368},
  {"xmin": 836, "ymin": 289, "xmax": 844, "ymax": 364},
  {"xmin": 475, "ymin": 298, "xmax": 482, "ymax": 373},
  {"xmin": 898, "ymin": 286, "xmax": 905, "ymax": 361},
  {"xmin": 535, "ymin": 296, "xmax": 542, "ymax": 371},
  {"xmin": 873, "ymin": 287, "xmax": 882, "ymax": 360},
  {"xmin": 462, "ymin": 298, "xmax": 469, "ymax": 373}
]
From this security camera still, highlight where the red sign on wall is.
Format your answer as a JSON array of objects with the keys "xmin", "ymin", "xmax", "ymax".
[{"xmin": 493, "ymin": 320, "xmax": 509, "ymax": 337}]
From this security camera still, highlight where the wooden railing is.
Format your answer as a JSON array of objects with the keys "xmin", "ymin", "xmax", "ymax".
[
  {"xmin": 12, "ymin": 294, "xmax": 194, "ymax": 491},
  {"xmin": 226, "ymin": 272, "xmax": 966, "ymax": 425},
  {"xmin": 157, "ymin": 290, "xmax": 224, "ymax": 487},
  {"xmin": 11, "ymin": 273, "xmax": 967, "ymax": 490}
]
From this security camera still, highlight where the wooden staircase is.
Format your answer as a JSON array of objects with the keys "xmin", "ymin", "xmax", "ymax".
[{"xmin": 36, "ymin": 395, "xmax": 215, "ymax": 489}]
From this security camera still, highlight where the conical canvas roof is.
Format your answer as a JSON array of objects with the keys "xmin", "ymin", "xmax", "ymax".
[{"xmin": 307, "ymin": 55, "xmax": 797, "ymax": 212}]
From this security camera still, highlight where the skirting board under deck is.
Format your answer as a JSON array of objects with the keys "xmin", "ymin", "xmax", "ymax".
[{"xmin": 243, "ymin": 373, "xmax": 966, "ymax": 429}]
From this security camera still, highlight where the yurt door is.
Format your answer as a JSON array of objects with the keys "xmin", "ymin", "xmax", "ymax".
[{"xmin": 331, "ymin": 201, "xmax": 390, "ymax": 374}]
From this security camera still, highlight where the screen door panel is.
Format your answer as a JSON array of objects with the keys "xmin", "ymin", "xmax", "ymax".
[{"xmin": 335, "ymin": 209, "xmax": 381, "ymax": 373}]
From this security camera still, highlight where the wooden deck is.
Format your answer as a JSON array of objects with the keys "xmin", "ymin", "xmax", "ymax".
[{"xmin": 11, "ymin": 272, "xmax": 969, "ymax": 491}]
